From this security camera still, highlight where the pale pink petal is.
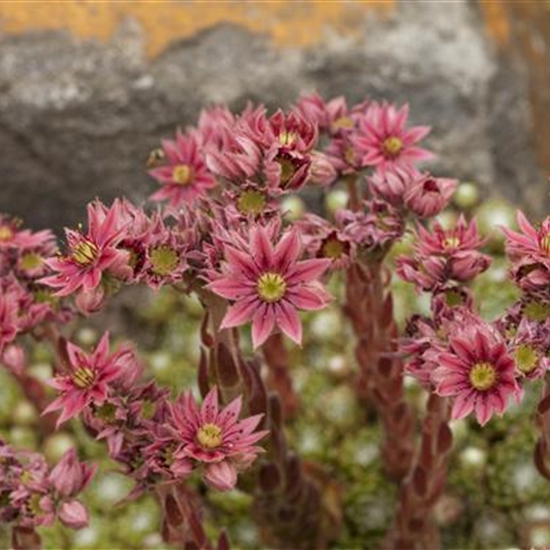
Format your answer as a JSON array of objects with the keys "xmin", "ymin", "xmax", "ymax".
[
  {"xmin": 450, "ymin": 391, "xmax": 475, "ymax": 420},
  {"xmin": 274, "ymin": 301, "xmax": 302, "ymax": 345},
  {"xmin": 287, "ymin": 258, "xmax": 331, "ymax": 284},
  {"xmin": 220, "ymin": 298, "xmax": 257, "ymax": 329},
  {"xmin": 250, "ymin": 226, "xmax": 274, "ymax": 271},
  {"xmin": 273, "ymin": 229, "xmax": 302, "ymax": 272},
  {"xmin": 251, "ymin": 306, "xmax": 276, "ymax": 349}
]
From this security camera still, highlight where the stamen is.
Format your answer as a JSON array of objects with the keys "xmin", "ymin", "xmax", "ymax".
[
  {"xmin": 257, "ymin": 272, "xmax": 287, "ymax": 303},
  {"xmin": 469, "ymin": 362, "xmax": 497, "ymax": 391}
]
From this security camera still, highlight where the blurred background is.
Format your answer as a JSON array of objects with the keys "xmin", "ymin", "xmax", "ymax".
[{"xmin": 0, "ymin": 0, "xmax": 549, "ymax": 230}]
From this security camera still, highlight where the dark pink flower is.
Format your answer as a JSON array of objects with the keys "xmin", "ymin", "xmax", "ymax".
[
  {"xmin": 337, "ymin": 200, "xmax": 404, "ymax": 253},
  {"xmin": 139, "ymin": 213, "xmax": 189, "ymax": 289},
  {"xmin": 403, "ymin": 172, "xmax": 457, "ymax": 218},
  {"xmin": 433, "ymin": 324, "xmax": 521, "ymax": 425},
  {"xmin": 149, "ymin": 130, "xmax": 216, "ymax": 208},
  {"xmin": 43, "ymin": 332, "xmax": 128, "ymax": 426},
  {"xmin": 296, "ymin": 214, "xmax": 354, "ymax": 270},
  {"xmin": 352, "ymin": 102, "xmax": 434, "ymax": 174},
  {"xmin": 368, "ymin": 166, "xmax": 417, "ymax": 207},
  {"xmin": 501, "ymin": 211, "xmax": 550, "ymax": 291},
  {"xmin": 507, "ymin": 318, "xmax": 550, "ymax": 380},
  {"xmin": 0, "ymin": 283, "xmax": 22, "ymax": 353},
  {"xmin": 170, "ymin": 387, "xmax": 268, "ymax": 491},
  {"xmin": 41, "ymin": 200, "xmax": 129, "ymax": 297},
  {"xmin": 397, "ymin": 216, "xmax": 490, "ymax": 291},
  {"xmin": 207, "ymin": 224, "xmax": 332, "ymax": 348}
]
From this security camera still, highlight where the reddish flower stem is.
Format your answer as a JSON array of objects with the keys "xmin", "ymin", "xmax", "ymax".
[
  {"xmin": 386, "ymin": 394, "xmax": 453, "ymax": 550},
  {"xmin": 200, "ymin": 290, "xmax": 331, "ymax": 549},
  {"xmin": 157, "ymin": 483, "xmax": 223, "ymax": 550},
  {"xmin": 262, "ymin": 333, "xmax": 300, "ymax": 419},
  {"xmin": 8, "ymin": 368, "xmax": 57, "ymax": 436},
  {"xmin": 345, "ymin": 261, "xmax": 415, "ymax": 481},
  {"xmin": 533, "ymin": 373, "xmax": 550, "ymax": 482}
]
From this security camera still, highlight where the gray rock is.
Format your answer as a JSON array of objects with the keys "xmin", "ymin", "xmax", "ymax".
[{"xmin": 0, "ymin": 0, "xmax": 543, "ymax": 232}]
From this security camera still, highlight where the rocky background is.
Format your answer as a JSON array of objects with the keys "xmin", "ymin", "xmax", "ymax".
[{"xmin": 0, "ymin": 0, "xmax": 548, "ymax": 231}]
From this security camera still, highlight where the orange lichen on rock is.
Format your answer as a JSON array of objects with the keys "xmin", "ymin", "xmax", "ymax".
[{"xmin": 0, "ymin": 1, "xmax": 395, "ymax": 57}]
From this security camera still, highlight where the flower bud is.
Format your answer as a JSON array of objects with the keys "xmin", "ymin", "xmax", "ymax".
[
  {"xmin": 49, "ymin": 448, "xmax": 96, "ymax": 497},
  {"xmin": 58, "ymin": 499, "xmax": 89, "ymax": 529},
  {"xmin": 204, "ymin": 461, "xmax": 237, "ymax": 491}
]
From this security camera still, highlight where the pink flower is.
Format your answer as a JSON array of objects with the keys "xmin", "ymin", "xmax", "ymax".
[
  {"xmin": 43, "ymin": 332, "xmax": 128, "ymax": 426},
  {"xmin": 352, "ymin": 102, "xmax": 434, "ymax": 174},
  {"xmin": 0, "ymin": 215, "xmax": 55, "ymax": 252},
  {"xmin": 41, "ymin": 200, "xmax": 129, "ymax": 297},
  {"xmin": 170, "ymin": 387, "xmax": 268, "ymax": 491},
  {"xmin": 48, "ymin": 449, "xmax": 97, "ymax": 498},
  {"xmin": 295, "ymin": 92, "xmax": 370, "ymax": 137},
  {"xmin": 433, "ymin": 323, "xmax": 521, "ymax": 425},
  {"xmin": 403, "ymin": 172, "xmax": 457, "ymax": 218},
  {"xmin": 149, "ymin": 129, "xmax": 216, "ymax": 208},
  {"xmin": 502, "ymin": 211, "xmax": 550, "ymax": 291},
  {"xmin": 502, "ymin": 210, "xmax": 550, "ymax": 261},
  {"xmin": 207, "ymin": 224, "xmax": 332, "ymax": 348}
]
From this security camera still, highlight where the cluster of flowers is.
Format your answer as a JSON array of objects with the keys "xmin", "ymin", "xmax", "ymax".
[
  {"xmin": 0, "ymin": 215, "xmax": 72, "ymax": 359},
  {"xmin": 40, "ymin": 95, "xmax": 458, "ymax": 346},
  {"xmin": 42, "ymin": 332, "xmax": 267, "ymax": 493},
  {"xmin": 5, "ymin": 91, "xmax": 543, "ymax": 546},
  {"xmin": 0, "ymin": 442, "xmax": 94, "ymax": 532},
  {"xmin": 398, "ymin": 210, "xmax": 550, "ymax": 426}
]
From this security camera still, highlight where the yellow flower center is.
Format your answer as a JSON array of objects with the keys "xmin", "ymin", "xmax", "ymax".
[
  {"xmin": 237, "ymin": 190, "xmax": 267, "ymax": 215},
  {"xmin": 197, "ymin": 423, "xmax": 223, "ymax": 449},
  {"xmin": 277, "ymin": 155, "xmax": 297, "ymax": 187},
  {"xmin": 382, "ymin": 136, "xmax": 403, "ymax": 158},
  {"xmin": 332, "ymin": 116, "xmax": 354, "ymax": 131},
  {"xmin": 514, "ymin": 344, "xmax": 540, "ymax": 374},
  {"xmin": 0, "ymin": 226, "xmax": 14, "ymax": 242},
  {"xmin": 524, "ymin": 300, "xmax": 550, "ymax": 322},
  {"xmin": 469, "ymin": 362, "xmax": 497, "ymax": 391},
  {"xmin": 279, "ymin": 131, "xmax": 297, "ymax": 146},
  {"xmin": 20, "ymin": 252, "xmax": 43, "ymax": 271},
  {"xmin": 443, "ymin": 236, "xmax": 461, "ymax": 249},
  {"xmin": 172, "ymin": 164, "xmax": 193, "ymax": 185},
  {"xmin": 149, "ymin": 245, "xmax": 179, "ymax": 276},
  {"xmin": 257, "ymin": 272, "xmax": 287, "ymax": 303},
  {"xmin": 321, "ymin": 238, "xmax": 345, "ymax": 259},
  {"xmin": 73, "ymin": 366, "xmax": 96, "ymax": 389},
  {"xmin": 444, "ymin": 289, "xmax": 465, "ymax": 307},
  {"xmin": 95, "ymin": 402, "xmax": 117, "ymax": 422},
  {"xmin": 33, "ymin": 288, "xmax": 58, "ymax": 307},
  {"xmin": 71, "ymin": 240, "xmax": 99, "ymax": 266},
  {"xmin": 540, "ymin": 234, "xmax": 550, "ymax": 254},
  {"xmin": 344, "ymin": 146, "xmax": 356, "ymax": 165}
]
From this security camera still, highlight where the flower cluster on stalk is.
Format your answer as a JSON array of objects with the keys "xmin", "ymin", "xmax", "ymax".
[
  {"xmin": 0, "ymin": 441, "xmax": 95, "ymax": 531},
  {"xmin": 12, "ymin": 90, "xmax": 541, "ymax": 545}
]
